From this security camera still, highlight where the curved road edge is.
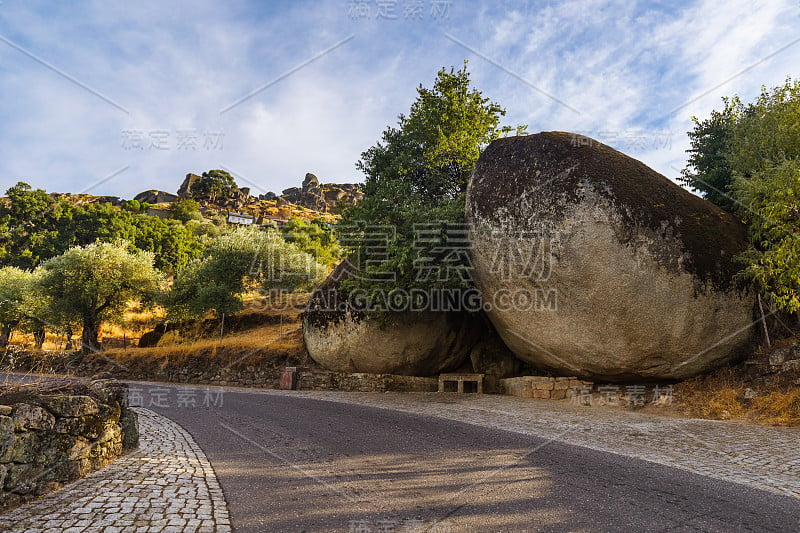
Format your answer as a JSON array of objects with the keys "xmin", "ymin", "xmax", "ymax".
[{"xmin": 0, "ymin": 407, "xmax": 232, "ymax": 532}]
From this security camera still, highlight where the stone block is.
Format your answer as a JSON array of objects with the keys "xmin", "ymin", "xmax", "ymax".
[
  {"xmin": 10, "ymin": 431, "xmax": 43, "ymax": 463},
  {"xmin": 534, "ymin": 382, "xmax": 555, "ymax": 390},
  {"xmin": 4, "ymin": 463, "xmax": 43, "ymax": 494},
  {"xmin": 553, "ymin": 380, "xmax": 571, "ymax": 390},
  {"xmin": 40, "ymin": 395, "xmax": 100, "ymax": 417},
  {"xmin": 55, "ymin": 414, "xmax": 105, "ymax": 439},
  {"xmin": 551, "ymin": 389, "xmax": 567, "ymax": 400},
  {"xmin": 0, "ymin": 415, "xmax": 13, "ymax": 461},
  {"xmin": 43, "ymin": 434, "xmax": 91, "ymax": 463},
  {"xmin": 12, "ymin": 403, "xmax": 55, "ymax": 432},
  {"xmin": 533, "ymin": 390, "xmax": 551, "ymax": 399},
  {"xmin": 120, "ymin": 409, "xmax": 139, "ymax": 449},
  {"xmin": 63, "ymin": 458, "xmax": 93, "ymax": 481},
  {"xmin": 96, "ymin": 423, "xmax": 122, "ymax": 445}
]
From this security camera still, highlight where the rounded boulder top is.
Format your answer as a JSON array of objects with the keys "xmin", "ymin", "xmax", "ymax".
[
  {"xmin": 466, "ymin": 131, "xmax": 755, "ymax": 381},
  {"xmin": 468, "ymin": 131, "xmax": 747, "ymax": 291}
]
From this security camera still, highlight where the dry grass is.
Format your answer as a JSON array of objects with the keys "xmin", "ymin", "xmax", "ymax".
[
  {"xmin": 674, "ymin": 368, "xmax": 747, "ymax": 420},
  {"xmin": 675, "ymin": 366, "xmax": 800, "ymax": 426},
  {"xmin": 101, "ymin": 292, "xmax": 312, "ymax": 370},
  {"xmin": 105, "ymin": 321, "xmax": 306, "ymax": 367},
  {"xmin": 750, "ymin": 389, "xmax": 800, "ymax": 425},
  {"xmin": 2, "ymin": 293, "xmax": 312, "ymax": 387}
]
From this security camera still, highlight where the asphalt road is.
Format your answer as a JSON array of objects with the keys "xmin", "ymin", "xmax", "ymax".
[
  {"xmin": 137, "ymin": 384, "xmax": 799, "ymax": 533},
  {"xmin": 3, "ymin": 374, "xmax": 799, "ymax": 532}
]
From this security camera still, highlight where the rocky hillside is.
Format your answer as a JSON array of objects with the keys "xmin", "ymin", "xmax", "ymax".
[
  {"xmin": 38, "ymin": 171, "xmax": 363, "ymax": 224},
  {"xmin": 134, "ymin": 172, "xmax": 362, "ymax": 222}
]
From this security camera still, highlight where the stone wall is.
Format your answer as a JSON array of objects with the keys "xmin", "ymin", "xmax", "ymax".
[
  {"xmin": 0, "ymin": 379, "xmax": 139, "ymax": 512},
  {"xmin": 501, "ymin": 376, "xmax": 592, "ymax": 400},
  {"xmin": 298, "ymin": 371, "xmax": 438, "ymax": 393},
  {"xmin": 2, "ymin": 351, "xmax": 442, "ymax": 393}
]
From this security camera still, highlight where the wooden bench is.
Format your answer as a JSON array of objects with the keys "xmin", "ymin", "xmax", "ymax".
[{"xmin": 438, "ymin": 373, "xmax": 484, "ymax": 394}]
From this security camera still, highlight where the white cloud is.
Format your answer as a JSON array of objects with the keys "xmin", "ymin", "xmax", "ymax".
[{"xmin": 0, "ymin": 0, "xmax": 798, "ymax": 198}]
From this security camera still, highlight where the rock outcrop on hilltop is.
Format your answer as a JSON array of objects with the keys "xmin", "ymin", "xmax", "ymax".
[
  {"xmin": 281, "ymin": 173, "xmax": 363, "ymax": 214},
  {"xmin": 133, "ymin": 190, "xmax": 178, "ymax": 204},
  {"xmin": 466, "ymin": 131, "xmax": 756, "ymax": 381},
  {"xmin": 177, "ymin": 173, "xmax": 202, "ymax": 198},
  {"xmin": 168, "ymin": 172, "xmax": 362, "ymax": 215},
  {"xmin": 131, "ymin": 171, "xmax": 362, "ymax": 223}
]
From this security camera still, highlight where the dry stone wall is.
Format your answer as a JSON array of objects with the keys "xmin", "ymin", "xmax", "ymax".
[
  {"xmin": 0, "ymin": 379, "xmax": 138, "ymax": 512},
  {"xmin": 501, "ymin": 376, "xmax": 591, "ymax": 400}
]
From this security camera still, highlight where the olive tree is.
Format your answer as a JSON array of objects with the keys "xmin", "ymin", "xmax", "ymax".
[
  {"xmin": 0, "ymin": 266, "xmax": 34, "ymax": 347},
  {"xmin": 165, "ymin": 227, "xmax": 326, "ymax": 321},
  {"xmin": 38, "ymin": 242, "xmax": 162, "ymax": 354}
]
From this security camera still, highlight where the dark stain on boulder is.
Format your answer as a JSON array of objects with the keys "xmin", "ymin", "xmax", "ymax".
[{"xmin": 469, "ymin": 132, "xmax": 748, "ymax": 291}]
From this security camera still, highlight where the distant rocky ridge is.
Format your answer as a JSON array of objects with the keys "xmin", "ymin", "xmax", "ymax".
[
  {"xmin": 173, "ymin": 172, "xmax": 362, "ymax": 214},
  {"xmin": 279, "ymin": 173, "xmax": 364, "ymax": 214},
  {"xmin": 50, "ymin": 193, "xmax": 126, "ymax": 207},
  {"xmin": 133, "ymin": 172, "xmax": 362, "ymax": 219},
  {"xmin": 34, "ymin": 172, "xmax": 362, "ymax": 224}
]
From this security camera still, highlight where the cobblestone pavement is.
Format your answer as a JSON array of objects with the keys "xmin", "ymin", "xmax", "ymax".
[
  {"xmin": 251, "ymin": 389, "xmax": 800, "ymax": 499},
  {"xmin": 0, "ymin": 408, "xmax": 231, "ymax": 533}
]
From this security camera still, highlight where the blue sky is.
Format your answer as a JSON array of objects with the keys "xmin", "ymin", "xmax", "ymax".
[{"xmin": 1, "ymin": 0, "xmax": 798, "ymax": 199}]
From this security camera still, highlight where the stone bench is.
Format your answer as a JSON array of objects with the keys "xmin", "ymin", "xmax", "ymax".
[{"xmin": 438, "ymin": 373, "xmax": 484, "ymax": 394}]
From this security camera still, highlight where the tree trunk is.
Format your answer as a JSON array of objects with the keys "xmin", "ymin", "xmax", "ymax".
[
  {"xmin": 81, "ymin": 316, "xmax": 101, "ymax": 355},
  {"xmin": 33, "ymin": 326, "xmax": 46, "ymax": 351},
  {"xmin": 65, "ymin": 327, "xmax": 74, "ymax": 351},
  {"xmin": 0, "ymin": 322, "xmax": 16, "ymax": 348}
]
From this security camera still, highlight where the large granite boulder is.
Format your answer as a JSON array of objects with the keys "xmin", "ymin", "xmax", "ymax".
[
  {"xmin": 302, "ymin": 264, "xmax": 480, "ymax": 375},
  {"xmin": 466, "ymin": 132, "xmax": 755, "ymax": 381}
]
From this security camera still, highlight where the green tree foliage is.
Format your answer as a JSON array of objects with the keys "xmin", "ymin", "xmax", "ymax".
[
  {"xmin": 0, "ymin": 183, "xmax": 204, "ymax": 274},
  {"xmin": 0, "ymin": 182, "xmax": 72, "ymax": 269},
  {"xmin": 0, "ymin": 266, "xmax": 35, "ymax": 347},
  {"xmin": 168, "ymin": 198, "xmax": 202, "ymax": 222},
  {"xmin": 734, "ymin": 160, "xmax": 800, "ymax": 311},
  {"xmin": 339, "ymin": 62, "xmax": 525, "ymax": 293},
  {"xmin": 38, "ymin": 242, "xmax": 162, "ymax": 354},
  {"xmin": 679, "ymin": 98, "xmax": 739, "ymax": 211},
  {"xmin": 192, "ymin": 169, "xmax": 239, "ymax": 201},
  {"xmin": 683, "ymin": 79, "xmax": 800, "ymax": 312},
  {"xmin": 281, "ymin": 217, "xmax": 342, "ymax": 269},
  {"xmin": 129, "ymin": 215, "xmax": 204, "ymax": 274},
  {"xmin": 18, "ymin": 268, "xmax": 55, "ymax": 350},
  {"xmin": 165, "ymin": 227, "xmax": 326, "ymax": 320},
  {"xmin": 728, "ymin": 80, "xmax": 800, "ymax": 177},
  {"xmin": 121, "ymin": 199, "xmax": 144, "ymax": 213}
]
